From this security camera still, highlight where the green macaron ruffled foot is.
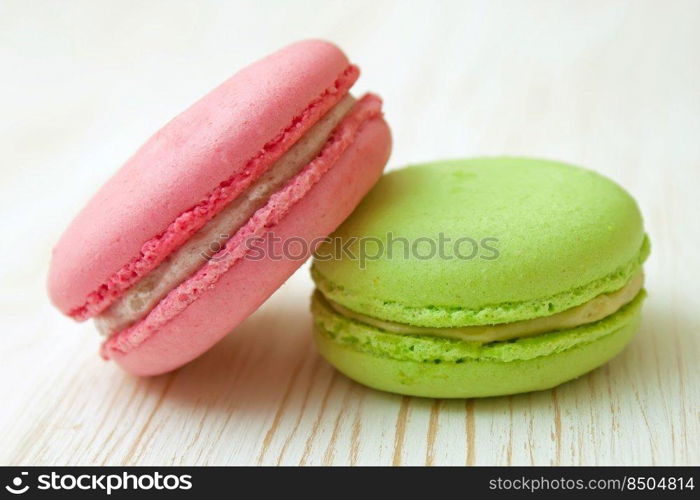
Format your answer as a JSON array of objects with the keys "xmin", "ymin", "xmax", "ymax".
[{"xmin": 312, "ymin": 289, "xmax": 644, "ymax": 398}]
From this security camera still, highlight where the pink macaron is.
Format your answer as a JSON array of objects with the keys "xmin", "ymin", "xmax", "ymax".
[{"xmin": 48, "ymin": 40, "xmax": 392, "ymax": 375}]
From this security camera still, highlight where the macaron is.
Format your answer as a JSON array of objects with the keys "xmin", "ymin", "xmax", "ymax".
[
  {"xmin": 310, "ymin": 158, "xmax": 649, "ymax": 398},
  {"xmin": 48, "ymin": 40, "xmax": 392, "ymax": 375}
]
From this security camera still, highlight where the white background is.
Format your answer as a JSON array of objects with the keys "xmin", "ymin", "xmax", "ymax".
[{"xmin": 1, "ymin": 0, "xmax": 698, "ymax": 465}]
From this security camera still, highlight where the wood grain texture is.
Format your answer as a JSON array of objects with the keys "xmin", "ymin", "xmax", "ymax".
[{"xmin": 1, "ymin": 0, "xmax": 698, "ymax": 466}]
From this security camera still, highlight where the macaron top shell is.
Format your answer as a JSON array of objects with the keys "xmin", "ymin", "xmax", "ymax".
[
  {"xmin": 49, "ymin": 40, "xmax": 357, "ymax": 319},
  {"xmin": 312, "ymin": 157, "xmax": 649, "ymax": 327}
]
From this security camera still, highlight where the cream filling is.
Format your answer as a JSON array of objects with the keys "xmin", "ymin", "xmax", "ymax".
[
  {"xmin": 324, "ymin": 272, "xmax": 644, "ymax": 343},
  {"xmin": 95, "ymin": 95, "xmax": 357, "ymax": 337}
]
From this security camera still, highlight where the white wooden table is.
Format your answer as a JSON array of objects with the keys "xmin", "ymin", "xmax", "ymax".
[{"xmin": 1, "ymin": 0, "xmax": 698, "ymax": 466}]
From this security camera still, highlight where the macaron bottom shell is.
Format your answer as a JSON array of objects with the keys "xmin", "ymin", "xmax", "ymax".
[{"xmin": 312, "ymin": 291, "xmax": 644, "ymax": 398}]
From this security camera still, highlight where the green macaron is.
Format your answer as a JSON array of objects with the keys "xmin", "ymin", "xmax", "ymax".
[{"xmin": 310, "ymin": 157, "xmax": 649, "ymax": 398}]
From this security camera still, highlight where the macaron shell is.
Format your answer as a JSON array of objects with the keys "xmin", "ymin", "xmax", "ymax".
[
  {"xmin": 312, "ymin": 158, "xmax": 647, "ymax": 327},
  {"xmin": 312, "ymin": 291, "xmax": 643, "ymax": 398},
  {"xmin": 107, "ymin": 116, "xmax": 391, "ymax": 376},
  {"xmin": 49, "ymin": 40, "xmax": 356, "ymax": 319}
]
